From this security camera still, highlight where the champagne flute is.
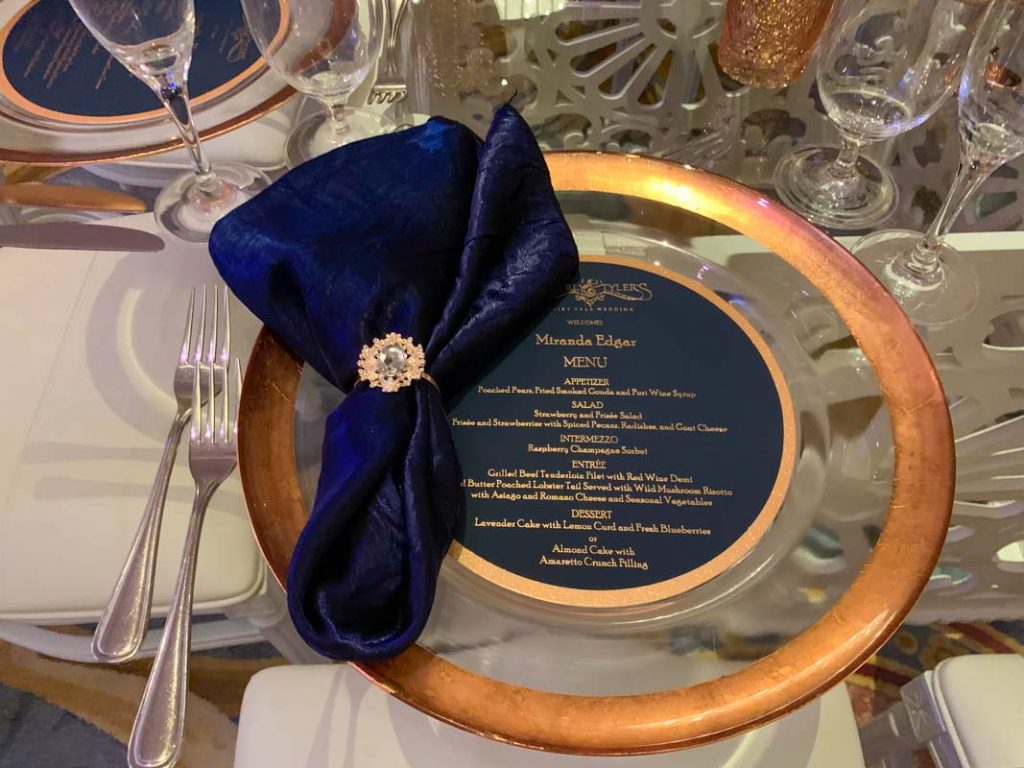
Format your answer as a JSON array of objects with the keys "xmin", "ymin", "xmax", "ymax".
[
  {"xmin": 68, "ymin": 0, "xmax": 270, "ymax": 242},
  {"xmin": 242, "ymin": 0, "xmax": 389, "ymax": 168},
  {"xmin": 773, "ymin": 0, "xmax": 985, "ymax": 230},
  {"xmin": 854, "ymin": 0, "xmax": 1024, "ymax": 326}
]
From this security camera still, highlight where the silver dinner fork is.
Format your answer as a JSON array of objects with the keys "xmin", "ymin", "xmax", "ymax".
[
  {"xmin": 91, "ymin": 286, "xmax": 229, "ymax": 664},
  {"xmin": 368, "ymin": 0, "xmax": 409, "ymax": 106},
  {"xmin": 128, "ymin": 356, "xmax": 242, "ymax": 768}
]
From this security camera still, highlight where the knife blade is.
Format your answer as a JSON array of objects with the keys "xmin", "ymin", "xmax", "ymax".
[
  {"xmin": 0, "ymin": 223, "xmax": 165, "ymax": 252},
  {"xmin": 0, "ymin": 183, "xmax": 147, "ymax": 214}
]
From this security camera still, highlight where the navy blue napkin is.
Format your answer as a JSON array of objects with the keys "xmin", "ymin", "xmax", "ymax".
[{"xmin": 209, "ymin": 107, "xmax": 579, "ymax": 660}]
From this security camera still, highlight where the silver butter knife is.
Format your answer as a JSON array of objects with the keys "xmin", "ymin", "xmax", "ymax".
[{"xmin": 0, "ymin": 223, "xmax": 165, "ymax": 252}]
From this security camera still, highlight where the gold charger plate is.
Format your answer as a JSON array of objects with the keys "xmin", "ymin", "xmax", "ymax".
[
  {"xmin": 237, "ymin": 152, "xmax": 953, "ymax": 754},
  {"xmin": 0, "ymin": 86, "xmax": 295, "ymax": 166}
]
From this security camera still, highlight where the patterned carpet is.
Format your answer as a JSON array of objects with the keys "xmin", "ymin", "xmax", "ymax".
[
  {"xmin": 0, "ymin": 632, "xmax": 284, "ymax": 768},
  {"xmin": 1, "ymin": 621, "xmax": 1022, "ymax": 767}
]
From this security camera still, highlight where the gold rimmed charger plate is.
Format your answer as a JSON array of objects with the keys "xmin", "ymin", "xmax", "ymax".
[
  {"xmin": 0, "ymin": 85, "xmax": 295, "ymax": 166},
  {"xmin": 237, "ymin": 152, "xmax": 954, "ymax": 755}
]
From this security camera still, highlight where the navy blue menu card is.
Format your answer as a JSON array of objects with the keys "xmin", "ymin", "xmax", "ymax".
[{"xmin": 449, "ymin": 257, "xmax": 795, "ymax": 607}]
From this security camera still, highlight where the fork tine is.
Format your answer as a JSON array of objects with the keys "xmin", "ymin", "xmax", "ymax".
[
  {"xmin": 230, "ymin": 358, "xmax": 241, "ymax": 444},
  {"xmin": 192, "ymin": 286, "xmax": 207, "ymax": 365},
  {"xmin": 206, "ymin": 359, "xmax": 215, "ymax": 443},
  {"xmin": 206, "ymin": 286, "xmax": 219, "ymax": 366},
  {"xmin": 219, "ymin": 357, "xmax": 229, "ymax": 444},
  {"xmin": 178, "ymin": 288, "xmax": 195, "ymax": 364},
  {"xmin": 190, "ymin": 359, "xmax": 201, "ymax": 442},
  {"xmin": 219, "ymin": 287, "xmax": 231, "ymax": 369}
]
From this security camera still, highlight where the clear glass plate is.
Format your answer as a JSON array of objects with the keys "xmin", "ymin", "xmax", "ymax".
[
  {"xmin": 292, "ymin": 190, "xmax": 892, "ymax": 695},
  {"xmin": 239, "ymin": 153, "xmax": 951, "ymax": 753}
]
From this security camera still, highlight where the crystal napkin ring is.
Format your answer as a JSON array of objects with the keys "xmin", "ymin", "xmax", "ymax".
[{"xmin": 357, "ymin": 333, "xmax": 431, "ymax": 393}]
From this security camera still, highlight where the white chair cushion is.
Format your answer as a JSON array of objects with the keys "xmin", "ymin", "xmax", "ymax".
[
  {"xmin": 931, "ymin": 654, "xmax": 1024, "ymax": 768},
  {"xmin": 234, "ymin": 664, "xmax": 865, "ymax": 768},
  {"xmin": 0, "ymin": 229, "xmax": 264, "ymax": 621}
]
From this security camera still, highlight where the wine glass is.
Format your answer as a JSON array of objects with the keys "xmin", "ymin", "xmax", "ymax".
[
  {"xmin": 68, "ymin": 0, "xmax": 270, "ymax": 243},
  {"xmin": 242, "ymin": 0, "xmax": 390, "ymax": 168},
  {"xmin": 854, "ymin": 0, "xmax": 1024, "ymax": 326},
  {"xmin": 773, "ymin": 0, "xmax": 985, "ymax": 230}
]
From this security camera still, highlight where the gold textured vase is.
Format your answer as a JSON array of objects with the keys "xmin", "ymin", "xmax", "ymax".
[{"xmin": 717, "ymin": 0, "xmax": 835, "ymax": 88}]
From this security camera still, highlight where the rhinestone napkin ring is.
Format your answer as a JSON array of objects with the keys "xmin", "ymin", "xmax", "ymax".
[{"xmin": 357, "ymin": 333, "xmax": 427, "ymax": 393}]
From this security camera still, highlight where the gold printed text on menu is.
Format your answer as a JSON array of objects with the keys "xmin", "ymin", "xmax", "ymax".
[
  {"xmin": 454, "ymin": 339, "xmax": 733, "ymax": 574},
  {"xmin": 449, "ymin": 257, "xmax": 793, "ymax": 605}
]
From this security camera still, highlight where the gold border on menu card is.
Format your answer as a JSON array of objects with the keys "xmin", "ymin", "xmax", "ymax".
[
  {"xmin": 237, "ymin": 152, "xmax": 955, "ymax": 755},
  {"xmin": 448, "ymin": 253, "xmax": 797, "ymax": 608},
  {"xmin": 0, "ymin": 0, "xmax": 269, "ymax": 125}
]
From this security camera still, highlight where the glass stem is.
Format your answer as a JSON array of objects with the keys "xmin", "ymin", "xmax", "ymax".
[
  {"xmin": 156, "ymin": 72, "xmax": 219, "ymax": 196},
  {"xmin": 830, "ymin": 135, "xmax": 863, "ymax": 181},
  {"xmin": 899, "ymin": 142, "xmax": 995, "ymax": 284},
  {"xmin": 327, "ymin": 99, "xmax": 352, "ymax": 137}
]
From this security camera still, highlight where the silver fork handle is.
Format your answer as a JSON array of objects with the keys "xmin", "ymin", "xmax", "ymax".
[
  {"xmin": 92, "ymin": 408, "xmax": 190, "ymax": 664},
  {"xmin": 128, "ymin": 481, "xmax": 216, "ymax": 768},
  {"xmin": 380, "ymin": 0, "xmax": 408, "ymax": 76}
]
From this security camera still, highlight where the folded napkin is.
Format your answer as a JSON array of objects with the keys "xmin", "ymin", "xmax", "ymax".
[{"xmin": 209, "ymin": 107, "xmax": 579, "ymax": 660}]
